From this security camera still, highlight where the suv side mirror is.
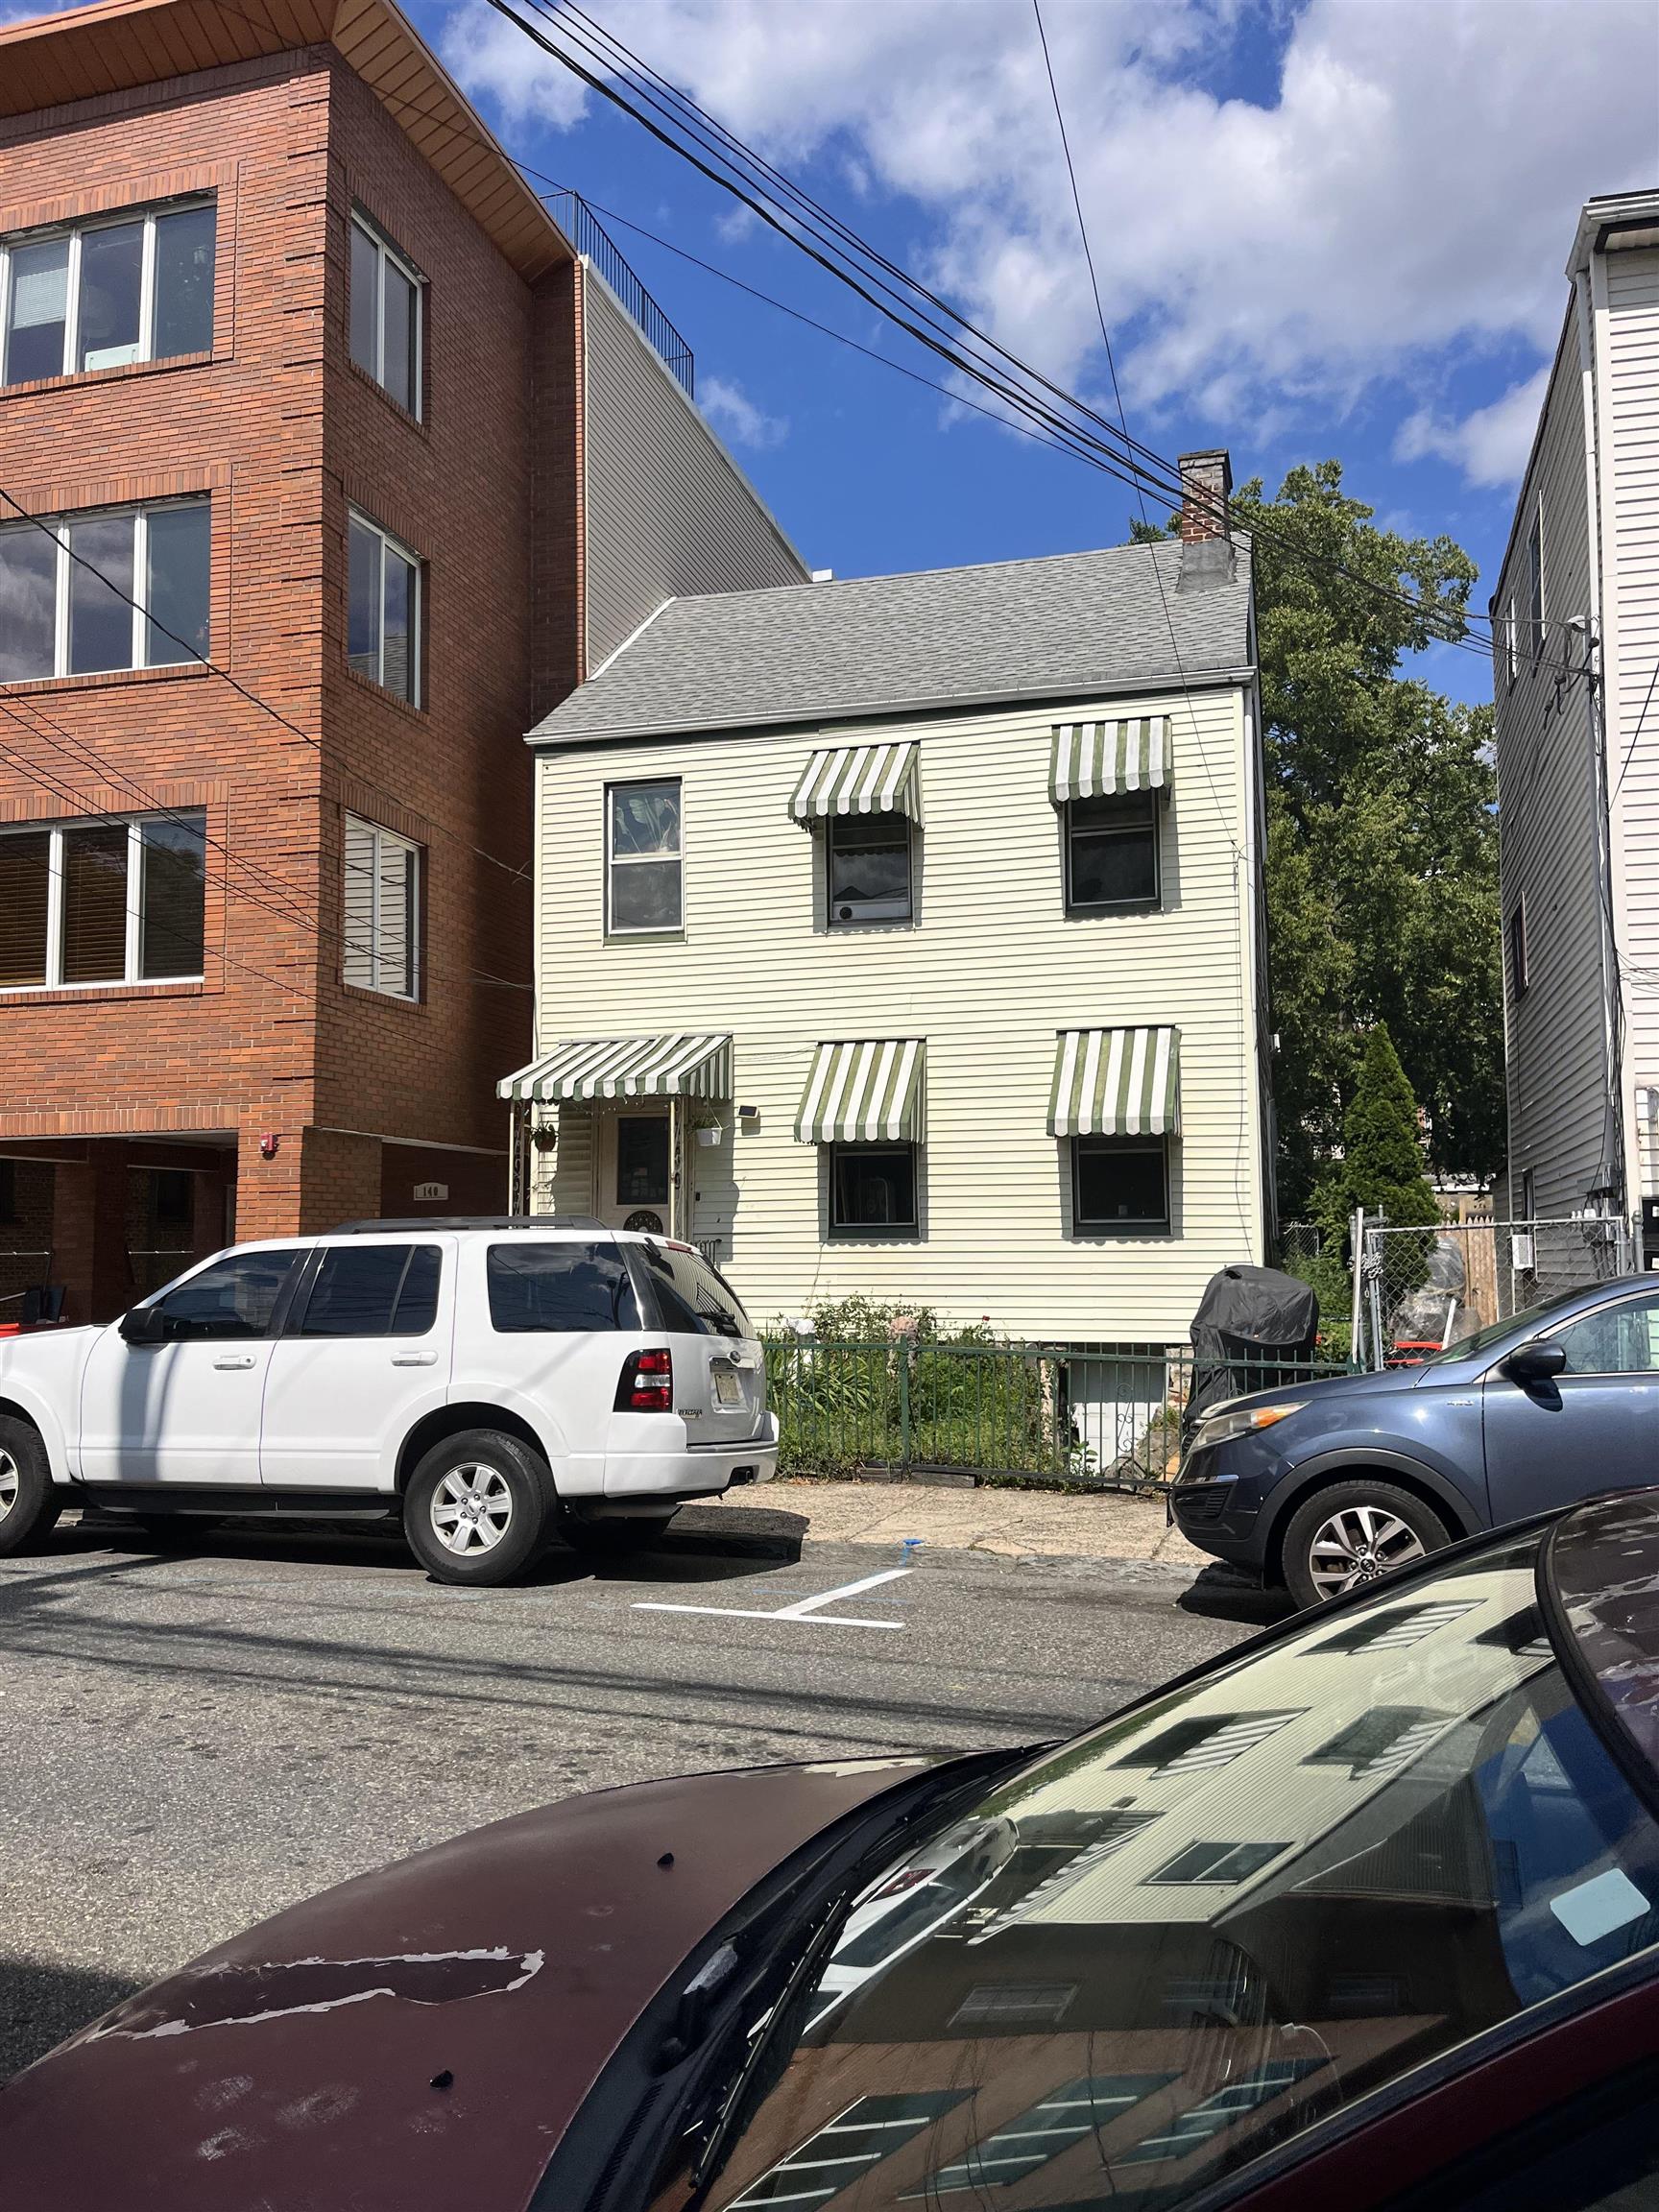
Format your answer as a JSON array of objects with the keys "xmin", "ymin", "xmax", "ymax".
[
  {"xmin": 1503, "ymin": 1339, "xmax": 1568, "ymax": 1386},
  {"xmin": 118, "ymin": 1305, "xmax": 167, "ymax": 1346}
]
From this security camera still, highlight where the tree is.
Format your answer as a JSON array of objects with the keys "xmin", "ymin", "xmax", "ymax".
[
  {"xmin": 1319, "ymin": 1022, "xmax": 1440, "ymax": 1229},
  {"xmin": 1138, "ymin": 462, "xmax": 1503, "ymax": 1215}
]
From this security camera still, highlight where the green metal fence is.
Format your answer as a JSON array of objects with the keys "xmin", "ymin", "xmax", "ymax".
[{"xmin": 762, "ymin": 1337, "xmax": 1358, "ymax": 1492}]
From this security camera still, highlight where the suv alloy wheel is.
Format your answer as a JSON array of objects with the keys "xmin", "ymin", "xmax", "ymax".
[
  {"xmin": 1281, "ymin": 1478, "xmax": 1451, "ymax": 1609},
  {"xmin": 403, "ymin": 1428, "xmax": 555, "ymax": 1586},
  {"xmin": 0, "ymin": 1416, "xmax": 60, "ymax": 1557}
]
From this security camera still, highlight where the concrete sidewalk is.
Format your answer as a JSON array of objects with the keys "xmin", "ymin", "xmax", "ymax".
[{"xmin": 689, "ymin": 1477, "xmax": 1207, "ymax": 1571}]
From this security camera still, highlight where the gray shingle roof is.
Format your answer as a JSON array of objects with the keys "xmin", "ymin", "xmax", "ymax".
[{"xmin": 529, "ymin": 537, "xmax": 1253, "ymax": 746}]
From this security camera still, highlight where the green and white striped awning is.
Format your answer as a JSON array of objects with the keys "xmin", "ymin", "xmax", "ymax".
[
  {"xmin": 498, "ymin": 1033, "xmax": 732, "ymax": 1103},
  {"xmin": 1050, "ymin": 717, "xmax": 1172, "ymax": 802},
  {"xmin": 795, "ymin": 1039, "xmax": 925, "ymax": 1143},
  {"xmin": 1048, "ymin": 1026, "xmax": 1180, "ymax": 1137},
  {"xmin": 791, "ymin": 739, "xmax": 921, "ymax": 825}
]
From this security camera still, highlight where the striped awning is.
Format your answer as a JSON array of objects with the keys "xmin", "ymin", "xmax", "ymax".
[
  {"xmin": 1050, "ymin": 717, "xmax": 1172, "ymax": 802},
  {"xmin": 1048, "ymin": 1026, "xmax": 1180, "ymax": 1137},
  {"xmin": 795, "ymin": 1039, "xmax": 925, "ymax": 1143},
  {"xmin": 498, "ymin": 1033, "xmax": 732, "ymax": 1103},
  {"xmin": 791, "ymin": 739, "xmax": 921, "ymax": 826}
]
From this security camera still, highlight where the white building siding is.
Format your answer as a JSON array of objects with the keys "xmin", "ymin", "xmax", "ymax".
[
  {"xmin": 1601, "ymin": 246, "xmax": 1659, "ymax": 1212},
  {"xmin": 531, "ymin": 683, "xmax": 1265, "ymax": 1338},
  {"xmin": 1492, "ymin": 313, "xmax": 1612, "ymax": 1217},
  {"xmin": 579, "ymin": 267, "xmax": 806, "ymax": 674}
]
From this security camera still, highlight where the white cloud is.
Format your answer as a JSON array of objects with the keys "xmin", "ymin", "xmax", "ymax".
[
  {"xmin": 699, "ymin": 373, "xmax": 788, "ymax": 448},
  {"xmin": 441, "ymin": 0, "xmax": 1658, "ymax": 483},
  {"xmin": 1395, "ymin": 365, "xmax": 1553, "ymax": 490}
]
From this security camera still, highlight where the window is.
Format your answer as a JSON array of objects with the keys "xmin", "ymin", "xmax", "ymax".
[
  {"xmin": 830, "ymin": 1142, "xmax": 919, "ymax": 1238},
  {"xmin": 486, "ymin": 1240, "xmax": 640, "ymax": 1333},
  {"xmin": 349, "ymin": 213, "xmax": 422, "ymax": 417},
  {"xmin": 0, "ymin": 498, "xmax": 209, "ymax": 683},
  {"xmin": 725, "ymin": 2094, "xmax": 971, "ymax": 2212},
  {"xmin": 1552, "ymin": 1292, "xmax": 1659, "ymax": 1376},
  {"xmin": 153, "ymin": 1169, "xmax": 192, "ymax": 1229},
  {"xmin": 1310, "ymin": 1599, "xmax": 1479, "ymax": 1655},
  {"xmin": 342, "ymin": 814, "xmax": 420, "ymax": 998},
  {"xmin": 828, "ymin": 809, "xmax": 911, "ymax": 926},
  {"xmin": 0, "ymin": 199, "xmax": 215, "ymax": 386},
  {"xmin": 615, "ymin": 1115, "xmax": 669, "ymax": 1206},
  {"xmin": 606, "ymin": 781, "xmax": 682, "ymax": 934},
  {"xmin": 1508, "ymin": 900, "xmax": 1528, "ymax": 998},
  {"xmin": 637, "ymin": 1240, "xmax": 752, "ymax": 1338},
  {"xmin": 1527, "ymin": 506, "xmax": 1544, "ymax": 665},
  {"xmin": 1066, "ymin": 788, "xmax": 1160, "ymax": 912},
  {"xmin": 1144, "ymin": 1839, "xmax": 1291, "ymax": 1887},
  {"xmin": 0, "ymin": 810, "xmax": 205, "ymax": 990},
  {"xmin": 298, "ymin": 1244, "xmax": 440, "ymax": 1336},
  {"xmin": 1304, "ymin": 1707, "xmax": 1447, "ymax": 1778},
  {"xmin": 1114, "ymin": 1711, "xmax": 1301, "ymax": 1775},
  {"xmin": 347, "ymin": 513, "xmax": 420, "ymax": 704},
  {"xmin": 1116, "ymin": 2058, "xmax": 1320, "ymax": 2162},
  {"xmin": 1073, "ymin": 1136, "xmax": 1170, "ymax": 1231},
  {"xmin": 148, "ymin": 1247, "xmax": 301, "ymax": 1340},
  {"xmin": 922, "ymin": 2075, "xmax": 1173, "ymax": 2195},
  {"xmin": 1520, "ymin": 1166, "xmax": 1536, "ymax": 1226}
]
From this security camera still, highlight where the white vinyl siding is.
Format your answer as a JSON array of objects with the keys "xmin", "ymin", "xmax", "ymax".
[
  {"xmin": 531, "ymin": 681, "xmax": 1264, "ymax": 1337},
  {"xmin": 343, "ymin": 813, "xmax": 420, "ymax": 999},
  {"xmin": 580, "ymin": 266, "xmax": 805, "ymax": 673}
]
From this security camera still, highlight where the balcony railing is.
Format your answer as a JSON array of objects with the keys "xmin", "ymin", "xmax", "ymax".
[{"xmin": 546, "ymin": 189, "xmax": 694, "ymax": 400}]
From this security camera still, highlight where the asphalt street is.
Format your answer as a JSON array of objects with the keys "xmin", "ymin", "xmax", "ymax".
[{"xmin": 0, "ymin": 1503, "xmax": 1266, "ymax": 2078}]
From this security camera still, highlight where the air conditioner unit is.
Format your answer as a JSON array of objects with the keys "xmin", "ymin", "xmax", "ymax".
[{"xmin": 1511, "ymin": 1232, "xmax": 1536, "ymax": 1271}]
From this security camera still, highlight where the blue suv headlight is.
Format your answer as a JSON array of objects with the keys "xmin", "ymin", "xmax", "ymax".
[{"xmin": 1187, "ymin": 1400, "xmax": 1308, "ymax": 1453}]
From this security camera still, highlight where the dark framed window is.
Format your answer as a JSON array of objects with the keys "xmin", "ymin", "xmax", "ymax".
[
  {"xmin": 829, "ymin": 1142, "xmax": 919, "ymax": 1238},
  {"xmin": 1072, "ymin": 1136, "xmax": 1169, "ymax": 1232},
  {"xmin": 1066, "ymin": 788, "xmax": 1160, "ymax": 912},
  {"xmin": 298, "ymin": 1243, "xmax": 440, "ymax": 1337},
  {"xmin": 1508, "ymin": 901, "xmax": 1527, "ymax": 998},
  {"xmin": 828, "ymin": 809, "xmax": 911, "ymax": 926},
  {"xmin": 149, "ymin": 1247, "xmax": 301, "ymax": 1340},
  {"xmin": 614, "ymin": 1115, "xmax": 669, "ymax": 1206},
  {"xmin": 637, "ymin": 1241, "xmax": 752, "ymax": 1338},
  {"xmin": 486, "ymin": 1240, "xmax": 640, "ymax": 1333}
]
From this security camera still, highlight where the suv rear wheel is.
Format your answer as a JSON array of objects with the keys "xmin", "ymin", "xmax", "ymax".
[
  {"xmin": 404, "ymin": 1429, "xmax": 554, "ymax": 1587},
  {"xmin": 0, "ymin": 1416, "xmax": 60, "ymax": 1556},
  {"xmin": 1281, "ymin": 1479, "xmax": 1451, "ymax": 1610}
]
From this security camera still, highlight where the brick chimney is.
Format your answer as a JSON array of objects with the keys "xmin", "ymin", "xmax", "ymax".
[{"xmin": 1176, "ymin": 448, "xmax": 1234, "ymax": 590}]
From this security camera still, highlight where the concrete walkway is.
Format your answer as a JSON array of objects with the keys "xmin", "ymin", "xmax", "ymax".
[{"xmin": 692, "ymin": 1477, "xmax": 1207, "ymax": 1571}]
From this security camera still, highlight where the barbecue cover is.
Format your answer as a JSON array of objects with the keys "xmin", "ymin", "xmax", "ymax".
[{"xmin": 1186, "ymin": 1264, "xmax": 1322, "ymax": 1427}]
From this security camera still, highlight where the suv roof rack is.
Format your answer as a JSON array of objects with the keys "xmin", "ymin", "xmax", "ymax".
[{"xmin": 328, "ymin": 1214, "xmax": 608, "ymax": 1234}]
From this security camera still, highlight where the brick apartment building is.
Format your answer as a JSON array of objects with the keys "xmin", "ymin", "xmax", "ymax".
[{"xmin": 0, "ymin": 0, "xmax": 804, "ymax": 1321}]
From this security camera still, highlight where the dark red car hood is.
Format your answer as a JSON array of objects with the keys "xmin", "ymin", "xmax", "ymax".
[{"xmin": 0, "ymin": 1755, "xmax": 939, "ymax": 2212}]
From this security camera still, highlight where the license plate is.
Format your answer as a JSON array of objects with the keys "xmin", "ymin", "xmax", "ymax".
[{"xmin": 713, "ymin": 1368, "xmax": 743, "ymax": 1407}]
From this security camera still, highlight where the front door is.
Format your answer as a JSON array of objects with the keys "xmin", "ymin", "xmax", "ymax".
[
  {"xmin": 78, "ymin": 1246, "xmax": 303, "ymax": 1485},
  {"xmin": 1482, "ymin": 1287, "xmax": 1659, "ymax": 1524},
  {"xmin": 260, "ymin": 1238, "xmax": 453, "ymax": 1489},
  {"xmin": 595, "ymin": 1111, "xmax": 672, "ymax": 1235}
]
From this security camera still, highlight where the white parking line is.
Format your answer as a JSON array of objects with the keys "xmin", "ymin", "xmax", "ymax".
[{"xmin": 634, "ymin": 1566, "xmax": 913, "ymax": 1630}]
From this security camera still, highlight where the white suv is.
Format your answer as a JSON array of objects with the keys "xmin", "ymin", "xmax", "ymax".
[{"xmin": 0, "ymin": 1218, "xmax": 776, "ymax": 1586}]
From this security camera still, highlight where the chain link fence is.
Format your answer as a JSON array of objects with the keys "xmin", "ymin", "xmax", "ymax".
[{"xmin": 1358, "ymin": 1214, "xmax": 1635, "ymax": 1369}]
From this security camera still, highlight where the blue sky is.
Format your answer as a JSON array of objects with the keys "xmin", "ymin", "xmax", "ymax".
[{"xmin": 419, "ymin": 0, "xmax": 1656, "ymax": 708}]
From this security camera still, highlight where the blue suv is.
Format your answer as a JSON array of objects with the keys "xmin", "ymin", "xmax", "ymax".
[{"xmin": 1172, "ymin": 1273, "xmax": 1659, "ymax": 1607}]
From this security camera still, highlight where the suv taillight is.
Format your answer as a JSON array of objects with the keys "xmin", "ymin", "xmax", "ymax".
[{"xmin": 616, "ymin": 1347, "xmax": 673, "ymax": 1412}]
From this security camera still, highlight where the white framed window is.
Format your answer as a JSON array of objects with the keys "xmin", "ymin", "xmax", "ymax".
[
  {"xmin": 0, "ymin": 809, "xmax": 206, "ymax": 992},
  {"xmin": 347, "ymin": 511, "xmax": 421, "ymax": 705},
  {"xmin": 343, "ymin": 813, "xmax": 421, "ymax": 999},
  {"xmin": 349, "ymin": 212, "xmax": 423, "ymax": 418},
  {"xmin": 1065, "ymin": 790, "xmax": 1161, "ymax": 913},
  {"xmin": 0, "ymin": 198, "xmax": 215, "ymax": 387},
  {"xmin": 0, "ymin": 497, "xmax": 209, "ymax": 684},
  {"xmin": 606, "ymin": 780, "xmax": 683, "ymax": 934}
]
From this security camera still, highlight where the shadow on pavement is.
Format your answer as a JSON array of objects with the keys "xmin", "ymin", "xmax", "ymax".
[
  {"xmin": 1177, "ymin": 1562, "xmax": 1293, "ymax": 1628},
  {"xmin": 0, "ymin": 1955, "xmax": 146, "ymax": 2082}
]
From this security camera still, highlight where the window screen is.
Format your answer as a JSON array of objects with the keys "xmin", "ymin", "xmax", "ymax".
[
  {"xmin": 300, "ymin": 1243, "xmax": 441, "ymax": 1336},
  {"xmin": 486, "ymin": 1241, "xmax": 639, "ymax": 1333}
]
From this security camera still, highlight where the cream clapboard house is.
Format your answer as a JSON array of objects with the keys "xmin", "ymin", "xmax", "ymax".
[
  {"xmin": 1493, "ymin": 190, "xmax": 1659, "ymax": 1236},
  {"xmin": 500, "ymin": 452, "xmax": 1271, "ymax": 1339}
]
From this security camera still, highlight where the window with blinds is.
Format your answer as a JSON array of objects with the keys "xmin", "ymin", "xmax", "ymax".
[
  {"xmin": 0, "ymin": 811, "xmax": 205, "ymax": 990},
  {"xmin": 343, "ymin": 813, "xmax": 421, "ymax": 999}
]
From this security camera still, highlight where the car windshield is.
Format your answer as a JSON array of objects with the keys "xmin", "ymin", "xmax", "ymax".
[
  {"xmin": 666, "ymin": 1530, "xmax": 1659, "ymax": 2212},
  {"xmin": 1420, "ymin": 1284, "xmax": 1607, "ymax": 1365}
]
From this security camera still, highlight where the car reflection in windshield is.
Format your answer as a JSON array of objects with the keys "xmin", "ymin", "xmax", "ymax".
[{"xmin": 675, "ymin": 1532, "xmax": 1659, "ymax": 2212}]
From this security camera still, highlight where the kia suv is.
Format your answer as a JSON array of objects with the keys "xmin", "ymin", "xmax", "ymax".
[{"xmin": 0, "ymin": 1217, "xmax": 776, "ymax": 1585}]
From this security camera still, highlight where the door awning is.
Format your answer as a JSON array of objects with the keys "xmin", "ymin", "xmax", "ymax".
[
  {"xmin": 498, "ymin": 1033, "xmax": 732, "ymax": 1102},
  {"xmin": 1048, "ymin": 1026, "xmax": 1180, "ymax": 1137},
  {"xmin": 791, "ymin": 739, "xmax": 921, "ymax": 826},
  {"xmin": 1050, "ymin": 717, "xmax": 1172, "ymax": 802},
  {"xmin": 795, "ymin": 1039, "xmax": 925, "ymax": 1143}
]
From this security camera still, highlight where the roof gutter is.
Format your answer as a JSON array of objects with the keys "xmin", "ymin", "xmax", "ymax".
[{"xmin": 524, "ymin": 663, "xmax": 1258, "ymax": 752}]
